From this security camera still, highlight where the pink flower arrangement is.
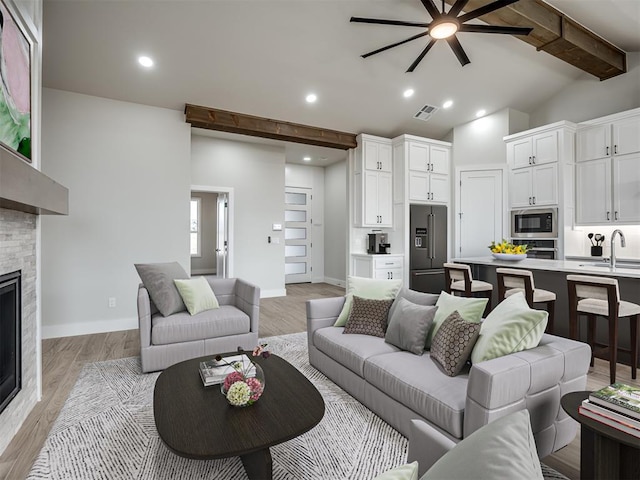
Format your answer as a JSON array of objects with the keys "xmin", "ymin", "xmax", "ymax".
[{"xmin": 218, "ymin": 344, "xmax": 269, "ymax": 406}]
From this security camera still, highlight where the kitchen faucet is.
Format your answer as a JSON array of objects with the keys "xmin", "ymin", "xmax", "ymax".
[{"xmin": 610, "ymin": 229, "xmax": 626, "ymax": 268}]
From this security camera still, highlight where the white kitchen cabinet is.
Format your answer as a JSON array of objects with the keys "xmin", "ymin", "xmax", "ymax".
[
  {"xmin": 354, "ymin": 134, "xmax": 393, "ymax": 227},
  {"xmin": 352, "ymin": 254, "xmax": 403, "ymax": 280},
  {"xmin": 509, "ymin": 160, "xmax": 557, "ymax": 208},
  {"xmin": 406, "ymin": 141, "xmax": 450, "ymax": 204},
  {"xmin": 575, "ymin": 109, "xmax": 640, "ymax": 225},
  {"xmin": 510, "ymin": 131, "xmax": 558, "ymax": 169}
]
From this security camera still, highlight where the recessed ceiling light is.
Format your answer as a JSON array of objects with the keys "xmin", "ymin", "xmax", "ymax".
[
  {"xmin": 403, "ymin": 89, "xmax": 415, "ymax": 98},
  {"xmin": 476, "ymin": 109, "xmax": 486, "ymax": 118},
  {"xmin": 442, "ymin": 100, "xmax": 453, "ymax": 109},
  {"xmin": 303, "ymin": 156, "xmax": 311, "ymax": 162},
  {"xmin": 305, "ymin": 93, "xmax": 317, "ymax": 103},
  {"xmin": 138, "ymin": 56, "xmax": 154, "ymax": 68}
]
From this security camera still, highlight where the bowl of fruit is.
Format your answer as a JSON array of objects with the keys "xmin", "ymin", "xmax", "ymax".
[{"xmin": 489, "ymin": 240, "xmax": 527, "ymax": 261}]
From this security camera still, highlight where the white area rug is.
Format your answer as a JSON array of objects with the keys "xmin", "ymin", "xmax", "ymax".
[{"xmin": 27, "ymin": 333, "xmax": 407, "ymax": 479}]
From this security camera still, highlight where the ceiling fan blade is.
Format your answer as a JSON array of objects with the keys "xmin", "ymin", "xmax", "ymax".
[
  {"xmin": 459, "ymin": 24, "xmax": 533, "ymax": 35},
  {"xmin": 446, "ymin": 35, "xmax": 470, "ymax": 66},
  {"xmin": 419, "ymin": 0, "xmax": 442, "ymax": 20},
  {"xmin": 406, "ymin": 39, "xmax": 437, "ymax": 73},
  {"xmin": 448, "ymin": 0, "xmax": 470, "ymax": 17},
  {"xmin": 458, "ymin": 0, "xmax": 520, "ymax": 24},
  {"xmin": 350, "ymin": 17, "xmax": 429, "ymax": 28},
  {"xmin": 362, "ymin": 31, "xmax": 431, "ymax": 58}
]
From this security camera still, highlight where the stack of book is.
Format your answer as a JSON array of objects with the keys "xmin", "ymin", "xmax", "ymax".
[
  {"xmin": 199, "ymin": 354, "xmax": 252, "ymax": 387},
  {"xmin": 579, "ymin": 383, "xmax": 640, "ymax": 438}
]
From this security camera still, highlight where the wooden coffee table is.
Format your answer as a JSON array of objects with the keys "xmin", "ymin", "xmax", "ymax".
[
  {"xmin": 154, "ymin": 353, "xmax": 325, "ymax": 480},
  {"xmin": 561, "ymin": 391, "xmax": 640, "ymax": 480}
]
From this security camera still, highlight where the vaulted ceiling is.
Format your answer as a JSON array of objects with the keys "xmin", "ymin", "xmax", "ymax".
[{"xmin": 43, "ymin": 0, "xmax": 639, "ymax": 147}]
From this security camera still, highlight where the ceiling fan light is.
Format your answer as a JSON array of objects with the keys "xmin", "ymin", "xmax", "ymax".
[{"xmin": 430, "ymin": 20, "xmax": 459, "ymax": 39}]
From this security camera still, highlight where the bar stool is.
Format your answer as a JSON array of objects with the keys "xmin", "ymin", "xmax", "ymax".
[
  {"xmin": 496, "ymin": 268, "xmax": 556, "ymax": 334},
  {"xmin": 567, "ymin": 274, "xmax": 640, "ymax": 384},
  {"xmin": 443, "ymin": 263, "xmax": 492, "ymax": 315}
]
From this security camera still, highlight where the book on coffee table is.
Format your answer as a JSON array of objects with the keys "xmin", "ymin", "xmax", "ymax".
[
  {"xmin": 589, "ymin": 383, "xmax": 640, "ymax": 420},
  {"xmin": 199, "ymin": 354, "xmax": 254, "ymax": 387},
  {"xmin": 579, "ymin": 400, "xmax": 640, "ymax": 438}
]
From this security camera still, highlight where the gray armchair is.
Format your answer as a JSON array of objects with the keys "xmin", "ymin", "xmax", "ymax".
[{"xmin": 137, "ymin": 277, "xmax": 260, "ymax": 373}]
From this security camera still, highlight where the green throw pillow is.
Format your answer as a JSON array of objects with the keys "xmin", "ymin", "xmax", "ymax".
[
  {"xmin": 374, "ymin": 461, "xmax": 419, "ymax": 480},
  {"xmin": 174, "ymin": 276, "xmax": 220, "ymax": 315},
  {"xmin": 334, "ymin": 276, "xmax": 402, "ymax": 327},
  {"xmin": 421, "ymin": 410, "xmax": 543, "ymax": 480},
  {"xmin": 425, "ymin": 291, "xmax": 487, "ymax": 349},
  {"xmin": 470, "ymin": 292, "xmax": 547, "ymax": 364}
]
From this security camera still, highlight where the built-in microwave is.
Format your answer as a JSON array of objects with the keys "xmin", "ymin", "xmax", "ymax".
[{"xmin": 511, "ymin": 208, "xmax": 557, "ymax": 239}]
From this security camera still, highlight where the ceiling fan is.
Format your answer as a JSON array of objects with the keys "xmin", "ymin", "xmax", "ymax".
[{"xmin": 351, "ymin": 0, "xmax": 533, "ymax": 72}]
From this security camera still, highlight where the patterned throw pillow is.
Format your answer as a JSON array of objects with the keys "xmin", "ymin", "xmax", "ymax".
[
  {"xmin": 343, "ymin": 295, "xmax": 395, "ymax": 338},
  {"xmin": 431, "ymin": 311, "xmax": 481, "ymax": 376}
]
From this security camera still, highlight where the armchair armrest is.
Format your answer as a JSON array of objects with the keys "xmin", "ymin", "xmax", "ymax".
[
  {"xmin": 137, "ymin": 284, "xmax": 152, "ymax": 348},
  {"xmin": 306, "ymin": 296, "xmax": 345, "ymax": 348},
  {"xmin": 408, "ymin": 419, "xmax": 456, "ymax": 477},
  {"xmin": 234, "ymin": 278, "xmax": 260, "ymax": 334}
]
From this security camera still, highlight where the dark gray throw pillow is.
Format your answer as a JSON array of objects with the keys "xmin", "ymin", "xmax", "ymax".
[
  {"xmin": 385, "ymin": 298, "xmax": 437, "ymax": 355},
  {"xmin": 431, "ymin": 310, "xmax": 481, "ymax": 376},
  {"xmin": 343, "ymin": 295, "xmax": 394, "ymax": 338},
  {"xmin": 135, "ymin": 262, "xmax": 189, "ymax": 317},
  {"xmin": 388, "ymin": 287, "xmax": 439, "ymax": 323}
]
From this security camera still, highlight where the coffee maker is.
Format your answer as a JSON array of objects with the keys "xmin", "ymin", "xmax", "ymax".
[{"xmin": 367, "ymin": 232, "xmax": 391, "ymax": 254}]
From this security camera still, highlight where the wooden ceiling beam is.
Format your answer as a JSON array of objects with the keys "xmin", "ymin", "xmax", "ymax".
[
  {"xmin": 184, "ymin": 104, "xmax": 357, "ymax": 150},
  {"xmin": 444, "ymin": 0, "xmax": 626, "ymax": 80}
]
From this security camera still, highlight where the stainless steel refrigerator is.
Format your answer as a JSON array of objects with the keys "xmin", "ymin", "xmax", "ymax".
[{"xmin": 409, "ymin": 204, "xmax": 448, "ymax": 294}]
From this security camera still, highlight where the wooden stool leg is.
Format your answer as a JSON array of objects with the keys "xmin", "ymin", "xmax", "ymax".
[
  {"xmin": 609, "ymin": 314, "xmax": 618, "ymax": 385},
  {"xmin": 569, "ymin": 305, "xmax": 578, "ymax": 341},
  {"xmin": 483, "ymin": 291, "xmax": 492, "ymax": 317},
  {"xmin": 587, "ymin": 314, "xmax": 596, "ymax": 367},
  {"xmin": 631, "ymin": 315, "xmax": 638, "ymax": 380},
  {"xmin": 546, "ymin": 300, "xmax": 555, "ymax": 335}
]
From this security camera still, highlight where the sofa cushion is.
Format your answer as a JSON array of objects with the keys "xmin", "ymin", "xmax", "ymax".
[
  {"xmin": 151, "ymin": 305, "xmax": 250, "ymax": 345},
  {"xmin": 174, "ymin": 276, "xmax": 220, "ymax": 315},
  {"xmin": 420, "ymin": 410, "xmax": 543, "ymax": 480},
  {"xmin": 431, "ymin": 311, "xmax": 480, "ymax": 377},
  {"xmin": 344, "ymin": 296, "xmax": 394, "ymax": 338},
  {"xmin": 385, "ymin": 298, "xmax": 437, "ymax": 355},
  {"xmin": 135, "ymin": 262, "xmax": 188, "ymax": 316},
  {"xmin": 364, "ymin": 351, "xmax": 469, "ymax": 438},
  {"xmin": 471, "ymin": 292, "xmax": 548, "ymax": 364},
  {"xmin": 335, "ymin": 276, "xmax": 403, "ymax": 327},
  {"xmin": 314, "ymin": 326, "xmax": 400, "ymax": 377},
  {"xmin": 388, "ymin": 288, "xmax": 439, "ymax": 322},
  {"xmin": 426, "ymin": 291, "xmax": 487, "ymax": 349}
]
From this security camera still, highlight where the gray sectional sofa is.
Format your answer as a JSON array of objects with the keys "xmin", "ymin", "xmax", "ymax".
[
  {"xmin": 307, "ymin": 295, "xmax": 591, "ymax": 470},
  {"xmin": 138, "ymin": 277, "xmax": 259, "ymax": 373}
]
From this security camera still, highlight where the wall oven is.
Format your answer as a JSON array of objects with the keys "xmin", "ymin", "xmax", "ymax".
[
  {"xmin": 511, "ymin": 208, "xmax": 557, "ymax": 239},
  {"xmin": 512, "ymin": 239, "xmax": 557, "ymax": 260}
]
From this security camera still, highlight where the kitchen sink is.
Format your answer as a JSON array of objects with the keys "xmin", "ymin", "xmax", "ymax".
[{"xmin": 579, "ymin": 263, "xmax": 640, "ymax": 270}]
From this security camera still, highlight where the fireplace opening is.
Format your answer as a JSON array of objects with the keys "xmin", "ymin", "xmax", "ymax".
[{"xmin": 0, "ymin": 270, "xmax": 21, "ymax": 415}]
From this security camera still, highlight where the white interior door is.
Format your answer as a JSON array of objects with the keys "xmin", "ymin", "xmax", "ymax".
[
  {"xmin": 458, "ymin": 169, "xmax": 503, "ymax": 257},
  {"xmin": 285, "ymin": 187, "xmax": 312, "ymax": 283},
  {"xmin": 216, "ymin": 193, "xmax": 229, "ymax": 278}
]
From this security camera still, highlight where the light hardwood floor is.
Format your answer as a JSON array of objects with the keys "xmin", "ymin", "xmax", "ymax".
[{"xmin": 1, "ymin": 282, "xmax": 638, "ymax": 479}]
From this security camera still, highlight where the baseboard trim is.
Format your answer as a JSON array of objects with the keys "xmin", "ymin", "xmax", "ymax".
[
  {"xmin": 42, "ymin": 317, "xmax": 138, "ymax": 339},
  {"xmin": 261, "ymin": 288, "xmax": 287, "ymax": 298},
  {"xmin": 323, "ymin": 277, "xmax": 346, "ymax": 288}
]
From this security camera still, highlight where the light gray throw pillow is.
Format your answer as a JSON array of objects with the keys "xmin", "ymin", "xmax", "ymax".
[
  {"xmin": 388, "ymin": 288, "xmax": 439, "ymax": 322},
  {"xmin": 135, "ymin": 262, "xmax": 188, "ymax": 317},
  {"xmin": 385, "ymin": 298, "xmax": 437, "ymax": 355}
]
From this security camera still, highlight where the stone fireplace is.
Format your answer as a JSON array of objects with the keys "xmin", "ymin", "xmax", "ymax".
[{"xmin": 0, "ymin": 209, "xmax": 38, "ymax": 455}]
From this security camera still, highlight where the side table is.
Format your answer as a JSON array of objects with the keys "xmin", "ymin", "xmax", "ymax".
[{"xmin": 561, "ymin": 391, "xmax": 640, "ymax": 480}]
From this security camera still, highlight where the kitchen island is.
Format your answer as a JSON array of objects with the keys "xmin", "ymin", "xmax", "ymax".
[{"xmin": 454, "ymin": 257, "xmax": 640, "ymax": 366}]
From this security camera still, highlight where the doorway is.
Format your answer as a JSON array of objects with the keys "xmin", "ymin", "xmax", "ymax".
[
  {"xmin": 285, "ymin": 187, "xmax": 312, "ymax": 284},
  {"xmin": 455, "ymin": 168, "xmax": 506, "ymax": 258},
  {"xmin": 190, "ymin": 185, "xmax": 234, "ymax": 278}
]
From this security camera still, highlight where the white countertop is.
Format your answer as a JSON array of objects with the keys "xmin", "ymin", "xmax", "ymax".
[{"xmin": 454, "ymin": 257, "xmax": 640, "ymax": 279}]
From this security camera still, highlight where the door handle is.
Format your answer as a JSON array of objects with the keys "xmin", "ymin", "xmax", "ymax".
[
  {"xmin": 614, "ymin": 145, "xmax": 618, "ymax": 154},
  {"xmin": 529, "ymin": 156, "xmax": 532, "ymax": 165},
  {"xmin": 532, "ymin": 196, "xmax": 536, "ymax": 205},
  {"xmin": 606, "ymin": 146, "xmax": 610, "ymax": 155},
  {"xmin": 532, "ymin": 155, "xmax": 536, "ymax": 164},
  {"xmin": 615, "ymin": 211, "xmax": 618, "ymax": 220},
  {"xmin": 428, "ymin": 213, "xmax": 435, "ymax": 260},
  {"xmin": 607, "ymin": 211, "xmax": 610, "ymax": 220},
  {"xmin": 529, "ymin": 197, "xmax": 532, "ymax": 205}
]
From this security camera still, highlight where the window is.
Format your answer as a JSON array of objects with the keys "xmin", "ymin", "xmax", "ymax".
[{"xmin": 190, "ymin": 197, "xmax": 201, "ymax": 256}]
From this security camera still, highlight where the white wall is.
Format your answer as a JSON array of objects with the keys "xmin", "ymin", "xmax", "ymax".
[
  {"xmin": 190, "ymin": 192, "xmax": 217, "ymax": 274},
  {"xmin": 40, "ymin": 89, "xmax": 191, "ymax": 338},
  {"xmin": 285, "ymin": 164, "xmax": 325, "ymax": 283},
  {"xmin": 191, "ymin": 135, "xmax": 286, "ymax": 297},
  {"xmin": 324, "ymin": 160, "xmax": 347, "ymax": 286},
  {"xmin": 530, "ymin": 53, "xmax": 640, "ymax": 127}
]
